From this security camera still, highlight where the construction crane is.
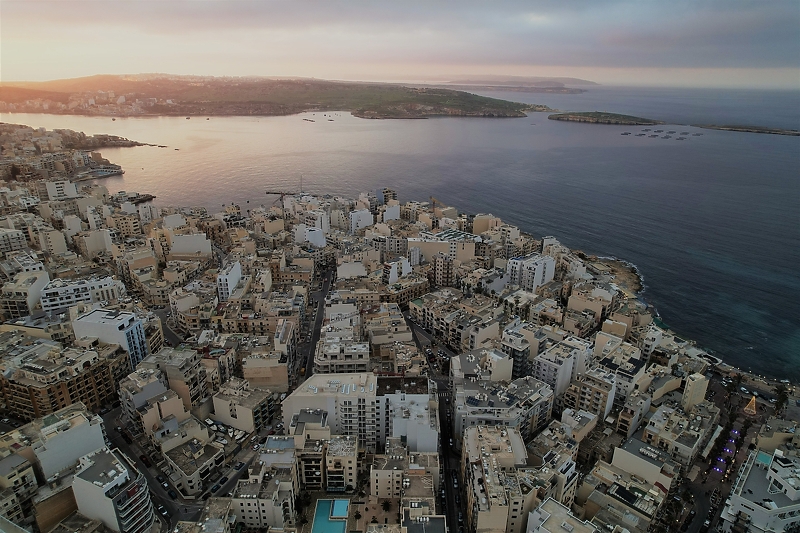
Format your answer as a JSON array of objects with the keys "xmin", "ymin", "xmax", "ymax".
[
  {"xmin": 430, "ymin": 196, "xmax": 444, "ymax": 211},
  {"xmin": 265, "ymin": 191, "xmax": 301, "ymax": 206}
]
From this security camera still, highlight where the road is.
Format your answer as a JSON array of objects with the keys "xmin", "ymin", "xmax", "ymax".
[
  {"xmin": 152, "ymin": 307, "xmax": 185, "ymax": 347},
  {"xmin": 298, "ymin": 269, "xmax": 333, "ymax": 379}
]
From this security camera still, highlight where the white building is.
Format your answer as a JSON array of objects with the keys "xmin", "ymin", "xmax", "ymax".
[
  {"xmin": 0, "ymin": 228, "xmax": 27, "ymax": 255},
  {"xmin": 349, "ymin": 209, "xmax": 373, "ymax": 234},
  {"xmin": 719, "ymin": 449, "xmax": 800, "ymax": 533},
  {"xmin": 72, "ymin": 447, "xmax": 155, "ymax": 533},
  {"xmin": 527, "ymin": 497, "xmax": 598, "ymax": 533},
  {"xmin": 217, "ymin": 261, "xmax": 242, "ymax": 302},
  {"xmin": 506, "ymin": 253, "xmax": 555, "ymax": 293},
  {"xmin": 532, "ymin": 336, "xmax": 591, "ymax": 398},
  {"xmin": 40, "ymin": 276, "xmax": 125, "ymax": 313},
  {"xmin": 72, "ymin": 308, "xmax": 150, "ymax": 369}
]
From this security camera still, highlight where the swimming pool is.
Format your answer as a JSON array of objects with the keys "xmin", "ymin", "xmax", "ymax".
[{"xmin": 312, "ymin": 499, "xmax": 349, "ymax": 533}]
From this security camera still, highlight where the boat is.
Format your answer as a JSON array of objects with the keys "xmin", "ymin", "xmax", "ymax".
[
  {"xmin": 649, "ymin": 135, "xmax": 659, "ymax": 138},
  {"xmin": 662, "ymin": 135, "xmax": 672, "ymax": 139},
  {"xmin": 692, "ymin": 133, "xmax": 703, "ymax": 136},
  {"xmin": 676, "ymin": 137, "xmax": 686, "ymax": 140},
  {"xmin": 112, "ymin": 118, "xmax": 116, "ymax": 121},
  {"xmin": 667, "ymin": 130, "xmax": 676, "ymax": 134},
  {"xmin": 636, "ymin": 133, "xmax": 646, "ymax": 137},
  {"xmin": 621, "ymin": 132, "xmax": 631, "ymax": 135},
  {"xmin": 680, "ymin": 131, "xmax": 689, "ymax": 135},
  {"xmin": 186, "ymin": 117, "xmax": 190, "ymax": 120},
  {"xmin": 206, "ymin": 118, "xmax": 210, "ymax": 120},
  {"xmin": 654, "ymin": 129, "xmax": 664, "ymax": 133},
  {"xmin": 303, "ymin": 118, "xmax": 315, "ymax": 122},
  {"xmin": 642, "ymin": 128, "xmax": 651, "ymax": 131}
]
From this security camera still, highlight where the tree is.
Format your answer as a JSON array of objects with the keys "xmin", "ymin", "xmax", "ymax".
[
  {"xmin": 382, "ymin": 500, "xmax": 392, "ymax": 512},
  {"xmin": 354, "ymin": 510, "xmax": 362, "ymax": 521},
  {"xmin": 774, "ymin": 384, "xmax": 789, "ymax": 413}
]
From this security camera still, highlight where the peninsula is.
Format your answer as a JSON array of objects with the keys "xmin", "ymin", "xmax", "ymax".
[
  {"xmin": 0, "ymin": 74, "xmax": 547, "ymax": 120},
  {"xmin": 548, "ymin": 111, "xmax": 663, "ymax": 125},
  {"xmin": 693, "ymin": 124, "xmax": 800, "ymax": 136}
]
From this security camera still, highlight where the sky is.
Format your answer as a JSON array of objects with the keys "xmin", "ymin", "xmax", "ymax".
[{"xmin": 0, "ymin": 0, "xmax": 798, "ymax": 88}]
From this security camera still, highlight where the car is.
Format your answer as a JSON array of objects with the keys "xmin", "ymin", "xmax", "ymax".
[
  {"xmin": 121, "ymin": 433, "xmax": 133, "ymax": 444},
  {"xmin": 235, "ymin": 462, "xmax": 245, "ymax": 470},
  {"xmin": 252, "ymin": 444, "xmax": 260, "ymax": 451},
  {"xmin": 140, "ymin": 455, "xmax": 152, "ymax": 467},
  {"xmin": 168, "ymin": 489, "xmax": 178, "ymax": 500},
  {"xmin": 770, "ymin": 398, "xmax": 777, "ymax": 403},
  {"xmin": 250, "ymin": 435, "xmax": 258, "ymax": 442},
  {"xmin": 211, "ymin": 484, "xmax": 221, "ymax": 493},
  {"xmin": 259, "ymin": 436, "xmax": 268, "ymax": 444},
  {"xmin": 740, "ymin": 387, "xmax": 749, "ymax": 394},
  {"xmin": 1, "ymin": 418, "xmax": 10, "ymax": 424},
  {"xmin": 275, "ymin": 422, "xmax": 284, "ymax": 430},
  {"xmin": 162, "ymin": 482, "xmax": 169, "ymax": 490},
  {"xmin": 219, "ymin": 476, "xmax": 229, "ymax": 484},
  {"xmin": 157, "ymin": 504, "xmax": 169, "ymax": 517},
  {"xmin": 156, "ymin": 475, "xmax": 166, "ymax": 483}
]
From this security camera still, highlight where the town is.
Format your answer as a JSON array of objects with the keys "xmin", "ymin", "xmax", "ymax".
[{"xmin": 0, "ymin": 124, "xmax": 796, "ymax": 533}]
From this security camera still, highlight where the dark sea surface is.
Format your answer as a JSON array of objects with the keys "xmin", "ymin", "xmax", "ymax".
[{"xmin": 3, "ymin": 86, "xmax": 799, "ymax": 379}]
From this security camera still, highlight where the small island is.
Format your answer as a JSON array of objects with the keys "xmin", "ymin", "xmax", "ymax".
[
  {"xmin": 694, "ymin": 124, "xmax": 800, "ymax": 136},
  {"xmin": 548, "ymin": 111, "xmax": 663, "ymax": 125}
]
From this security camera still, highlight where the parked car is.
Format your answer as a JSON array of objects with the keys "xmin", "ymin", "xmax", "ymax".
[
  {"xmin": 235, "ymin": 462, "xmax": 245, "ymax": 470},
  {"xmin": 139, "ymin": 455, "xmax": 152, "ymax": 467},
  {"xmin": 157, "ymin": 504, "xmax": 169, "ymax": 517},
  {"xmin": 168, "ymin": 489, "xmax": 178, "ymax": 500},
  {"xmin": 156, "ymin": 475, "xmax": 166, "ymax": 483},
  {"xmin": 211, "ymin": 484, "xmax": 221, "ymax": 493},
  {"xmin": 219, "ymin": 476, "xmax": 229, "ymax": 484}
]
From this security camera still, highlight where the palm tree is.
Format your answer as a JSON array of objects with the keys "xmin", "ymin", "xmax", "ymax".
[{"xmin": 381, "ymin": 500, "xmax": 392, "ymax": 512}]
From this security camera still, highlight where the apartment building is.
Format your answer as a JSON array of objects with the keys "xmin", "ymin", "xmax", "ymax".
[
  {"xmin": 326, "ymin": 435, "xmax": 358, "ymax": 492},
  {"xmin": 0, "ymin": 270, "xmax": 49, "ymax": 319},
  {"xmin": 231, "ymin": 461, "xmax": 296, "ymax": 530},
  {"xmin": 0, "ymin": 228, "xmax": 27, "ymax": 255},
  {"xmin": 461, "ymin": 426, "xmax": 537, "ymax": 533},
  {"xmin": 562, "ymin": 368, "xmax": 617, "ymax": 419},
  {"xmin": 719, "ymin": 449, "xmax": 800, "ymax": 533},
  {"xmin": 531, "ymin": 336, "xmax": 592, "ymax": 398},
  {"xmin": 211, "ymin": 377, "xmax": 273, "ymax": 434},
  {"xmin": 138, "ymin": 347, "xmax": 209, "ymax": 410},
  {"xmin": 39, "ymin": 276, "xmax": 125, "ymax": 314},
  {"xmin": 217, "ymin": 261, "xmax": 242, "ymax": 302},
  {"xmin": 0, "ymin": 453, "xmax": 37, "ymax": 520},
  {"xmin": 72, "ymin": 308, "xmax": 149, "ymax": 369},
  {"xmin": 506, "ymin": 253, "xmax": 555, "ymax": 294},
  {"xmin": 164, "ymin": 438, "xmax": 224, "ymax": 497},
  {"xmin": 0, "ymin": 331, "xmax": 129, "ymax": 420},
  {"xmin": 282, "ymin": 373, "xmax": 379, "ymax": 453},
  {"xmin": 641, "ymin": 402, "xmax": 720, "ymax": 467},
  {"xmin": 117, "ymin": 367, "xmax": 168, "ymax": 428},
  {"xmin": 72, "ymin": 448, "xmax": 155, "ymax": 533},
  {"xmin": 526, "ymin": 498, "xmax": 598, "ymax": 533},
  {"xmin": 452, "ymin": 375, "xmax": 553, "ymax": 444}
]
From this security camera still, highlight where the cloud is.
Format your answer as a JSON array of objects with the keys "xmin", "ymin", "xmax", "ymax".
[{"xmin": 0, "ymin": 0, "xmax": 797, "ymax": 84}]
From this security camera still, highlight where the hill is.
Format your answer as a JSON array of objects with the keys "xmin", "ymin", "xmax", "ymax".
[{"xmin": 0, "ymin": 75, "xmax": 550, "ymax": 119}]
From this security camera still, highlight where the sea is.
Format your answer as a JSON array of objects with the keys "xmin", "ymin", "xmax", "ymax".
[{"xmin": 2, "ymin": 85, "xmax": 799, "ymax": 380}]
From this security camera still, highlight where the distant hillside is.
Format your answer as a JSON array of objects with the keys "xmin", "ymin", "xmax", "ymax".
[
  {"xmin": 446, "ymin": 75, "xmax": 600, "ymax": 87},
  {"xmin": 0, "ymin": 75, "xmax": 551, "ymax": 119}
]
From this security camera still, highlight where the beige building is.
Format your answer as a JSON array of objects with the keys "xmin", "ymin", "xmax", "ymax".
[
  {"xmin": 526, "ymin": 497, "xmax": 598, "ymax": 533},
  {"xmin": 164, "ymin": 438, "xmax": 224, "ymax": 497},
  {"xmin": 139, "ymin": 347, "xmax": 209, "ymax": 410},
  {"xmin": 211, "ymin": 378, "xmax": 273, "ymax": 434},
  {"xmin": 326, "ymin": 435, "xmax": 358, "ymax": 493},
  {"xmin": 562, "ymin": 368, "xmax": 617, "ymax": 419},
  {"xmin": 0, "ymin": 270, "xmax": 49, "ymax": 319},
  {"xmin": 461, "ymin": 426, "xmax": 537, "ymax": 533},
  {"xmin": 231, "ymin": 461, "xmax": 296, "ymax": 530}
]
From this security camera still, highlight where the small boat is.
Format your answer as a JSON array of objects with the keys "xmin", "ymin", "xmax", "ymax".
[
  {"xmin": 642, "ymin": 128, "xmax": 651, "ymax": 131},
  {"xmin": 667, "ymin": 130, "xmax": 676, "ymax": 134},
  {"xmin": 680, "ymin": 131, "xmax": 689, "ymax": 135},
  {"xmin": 662, "ymin": 135, "xmax": 672, "ymax": 139},
  {"xmin": 621, "ymin": 132, "xmax": 631, "ymax": 135},
  {"xmin": 328, "ymin": 119, "xmax": 334, "ymax": 122},
  {"xmin": 303, "ymin": 118, "xmax": 315, "ymax": 122},
  {"xmin": 186, "ymin": 117, "xmax": 190, "ymax": 119},
  {"xmin": 676, "ymin": 137, "xmax": 686, "ymax": 140},
  {"xmin": 636, "ymin": 133, "xmax": 646, "ymax": 137},
  {"xmin": 649, "ymin": 134, "xmax": 659, "ymax": 138},
  {"xmin": 206, "ymin": 118, "xmax": 210, "ymax": 120},
  {"xmin": 112, "ymin": 118, "xmax": 116, "ymax": 121},
  {"xmin": 174, "ymin": 148, "xmax": 179, "ymax": 151},
  {"xmin": 654, "ymin": 129, "xmax": 663, "ymax": 133},
  {"xmin": 692, "ymin": 133, "xmax": 703, "ymax": 136}
]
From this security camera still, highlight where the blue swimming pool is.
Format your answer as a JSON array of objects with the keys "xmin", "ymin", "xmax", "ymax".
[{"xmin": 312, "ymin": 499, "xmax": 349, "ymax": 533}]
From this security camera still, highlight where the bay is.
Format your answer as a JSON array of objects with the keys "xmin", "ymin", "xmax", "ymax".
[{"xmin": 2, "ymin": 86, "xmax": 798, "ymax": 379}]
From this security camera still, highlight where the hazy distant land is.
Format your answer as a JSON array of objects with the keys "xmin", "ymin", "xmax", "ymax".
[
  {"xmin": 693, "ymin": 124, "xmax": 800, "ymax": 136},
  {"xmin": 0, "ymin": 75, "xmax": 552, "ymax": 119}
]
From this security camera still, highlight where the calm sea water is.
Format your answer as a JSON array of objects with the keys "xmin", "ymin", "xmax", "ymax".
[{"xmin": 3, "ymin": 86, "xmax": 799, "ymax": 379}]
